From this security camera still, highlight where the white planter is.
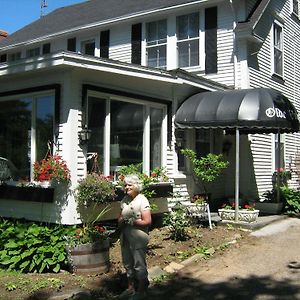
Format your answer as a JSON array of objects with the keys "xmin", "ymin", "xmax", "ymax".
[
  {"xmin": 186, "ymin": 203, "xmax": 207, "ymax": 216},
  {"xmin": 218, "ymin": 209, "xmax": 260, "ymax": 223}
]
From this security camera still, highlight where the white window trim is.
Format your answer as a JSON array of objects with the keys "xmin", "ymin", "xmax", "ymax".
[
  {"xmin": 86, "ymin": 90, "xmax": 168, "ymax": 176},
  {"xmin": 291, "ymin": 0, "xmax": 299, "ymax": 17},
  {"xmin": 79, "ymin": 38, "xmax": 96, "ymax": 56},
  {"xmin": 271, "ymin": 20, "xmax": 284, "ymax": 78}
]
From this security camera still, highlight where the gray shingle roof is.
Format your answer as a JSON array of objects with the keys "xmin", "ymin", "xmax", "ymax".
[{"xmin": 0, "ymin": 0, "xmax": 197, "ymax": 48}]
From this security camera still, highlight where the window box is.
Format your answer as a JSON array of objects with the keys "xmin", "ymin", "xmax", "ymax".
[{"xmin": 0, "ymin": 184, "xmax": 54, "ymax": 203}]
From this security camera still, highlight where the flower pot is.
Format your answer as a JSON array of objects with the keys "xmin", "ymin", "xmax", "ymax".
[
  {"xmin": 68, "ymin": 239, "xmax": 110, "ymax": 274},
  {"xmin": 218, "ymin": 209, "xmax": 260, "ymax": 223}
]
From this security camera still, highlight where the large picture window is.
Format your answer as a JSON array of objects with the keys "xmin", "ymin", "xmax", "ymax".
[
  {"xmin": 177, "ymin": 13, "xmax": 200, "ymax": 68},
  {"xmin": 0, "ymin": 94, "xmax": 55, "ymax": 181},
  {"xmin": 86, "ymin": 93, "xmax": 166, "ymax": 177}
]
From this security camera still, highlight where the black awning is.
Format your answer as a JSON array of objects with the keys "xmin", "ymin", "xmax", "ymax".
[{"xmin": 175, "ymin": 88, "xmax": 299, "ymax": 133}]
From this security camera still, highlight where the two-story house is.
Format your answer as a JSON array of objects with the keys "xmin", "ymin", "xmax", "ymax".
[{"xmin": 0, "ymin": 0, "xmax": 299, "ymax": 224}]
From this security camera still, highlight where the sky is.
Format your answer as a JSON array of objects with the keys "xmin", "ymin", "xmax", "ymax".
[{"xmin": 1, "ymin": 0, "xmax": 87, "ymax": 34}]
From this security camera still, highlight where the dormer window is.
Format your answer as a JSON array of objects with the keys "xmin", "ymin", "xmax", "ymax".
[
  {"xmin": 176, "ymin": 13, "xmax": 199, "ymax": 68},
  {"xmin": 81, "ymin": 39, "xmax": 95, "ymax": 56},
  {"xmin": 146, "ymin": 20, "xmax": 167, "ymax": 69}
]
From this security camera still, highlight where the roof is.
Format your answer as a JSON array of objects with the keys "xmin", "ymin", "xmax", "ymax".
[
  {"xmin": 0, "ymin": 0, "xmax": 203, "ymax": 48},
  {"xmin": 235, "ymin": 0, "xmax": 272, "ymax": 36}
]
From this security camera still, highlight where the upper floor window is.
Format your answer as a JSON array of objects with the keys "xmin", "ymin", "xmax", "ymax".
[
  {"xmin": 176, "ymin": 12, "xmax": 199, "ymax": 68},
  {"xmin": 146, "ymin": 20, "xmax": 167, "ymax": 69},
  {"xmin": 81, "ymin": 39, "xmax": 95, "ymax": 56},
  {"xmin": 8, "ymin": 52, "xmax": 21, "ymax": 62},
  {"xmin": 293, "ymin": 0, "xmax": 299, "ymax": 16},
  {"xmin": 26, "ymin": 47, "xmax": 40, "ymax": 58},
  {"xmin": 273, "ymin": 22, "xmax": 283, "ymax": 77}
]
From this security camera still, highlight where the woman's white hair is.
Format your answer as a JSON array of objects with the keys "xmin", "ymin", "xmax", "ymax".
[{"xmin": 124, "ymin": 174, "xmax": 143, "ymax": 192}]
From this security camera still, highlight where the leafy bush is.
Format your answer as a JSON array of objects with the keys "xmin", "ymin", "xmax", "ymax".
[
  {"xmin": 75, "ymin": 173, "xmax": 116, "ymax": 206},
  {"xmin": 180, "ymin": 149, "xmax": 229, "ymax": 194},
  {"xmin": 0, "ymin": 219, "xmax": 74, "ymax": 273},
  {"xmin": 163, "ymin": 204, "xmax": 190, "ymax": 241},
  {"xmin": 280, "ymin": 186, "xmax": 300, "ymax": 216}
]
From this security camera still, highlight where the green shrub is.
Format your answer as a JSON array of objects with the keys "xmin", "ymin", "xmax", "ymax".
[
  {"xmin": 0, "ymin": 219, "xmax": 74, "ymax": 273},
  {"xmin": 163, "ymin": 204, "xmax": 190, "ymax": 241},
  {"xmin": 280, "ymin": 186, "xmax": 300, "ymax": 216}
]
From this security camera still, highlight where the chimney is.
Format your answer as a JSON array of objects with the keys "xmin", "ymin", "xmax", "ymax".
[{"xmin": 0, "ymin": 30, "xmax": 8, "ymax": 42}]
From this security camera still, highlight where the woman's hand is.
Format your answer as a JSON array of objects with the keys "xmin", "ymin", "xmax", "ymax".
[{"xmin": 133, "ymin": 209, "xmax": 152, "ymax": 227}]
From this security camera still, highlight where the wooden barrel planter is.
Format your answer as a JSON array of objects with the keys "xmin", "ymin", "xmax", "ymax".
[{"xmin": 68, "ymin": 239, "xmax": 110, "ymax": 274}]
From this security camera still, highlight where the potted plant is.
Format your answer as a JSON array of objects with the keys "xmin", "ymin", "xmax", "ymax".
[
  {"xmin": 33, "ymin": 154, "xmax": 71, "ymax": 186},
  {"xmin": 67, "ymin": 206, "xmax": 112, "ymax": 274},
  {"xmin": 180, "ymin": 149, "xmax": 229, "ymax": 202},
  {"xmin": 218, "ymin": 202, "xmax": 259, "ymax": 223}
]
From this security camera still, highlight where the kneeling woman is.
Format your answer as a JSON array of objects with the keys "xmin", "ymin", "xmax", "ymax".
[{"xmin": 118, "ymin": 174, "xmax": 152, "ymax": 300}]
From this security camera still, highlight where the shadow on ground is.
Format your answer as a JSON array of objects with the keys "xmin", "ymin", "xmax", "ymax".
[{"xmin": 25, "ymin": 270, "xmax": 300, "ymax": 300}]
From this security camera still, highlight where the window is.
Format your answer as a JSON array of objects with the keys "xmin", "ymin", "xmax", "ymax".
[
  {"xmin": 274, "ymin": 133, "xmax": 285, "ymax": 170},
  {"xmin": 195, "ymin": 129, "xmax": 213, "ymax": 158},
  {"xmin": 67, "ymin": 37, "xmax": 76, "ymax": 52},
  {"xmin": 8, "ymin": 52, "xmax": 21, "ymax": 62},
  {"xmin": 293, "ymin": 0, "xmax": 299, "ymax": 15},
  {"xmin": 146, "ymin": 20, "xmax": 167, "ymax": 69},
  {"xmin": 176, "ymin": 13, "xmax": 199, "ymax": 68},
  {"xmin": 81, "ymin": 39, "xmax": 95, "ymax": 56},
  {"xmin": 86, "ymin": 93, "xmax": 166, "ymax": 176},
  {"xmin": 0, "ymin": 93, "xmax": 55, "ymax": 181},
  {"xmin": 0, "ymin": 53, "xmax": 7, "ymax": 63},
  {"xmin": 273, "ymin": 22, "xmax": 283, "ymax": 76},
  {"xmin": 42, "ymin": 43, "xmax": 51, "ymax": 54},
  {"xmin": 26, "ymin": 47, "xmax": 40, "ymax": 58}
]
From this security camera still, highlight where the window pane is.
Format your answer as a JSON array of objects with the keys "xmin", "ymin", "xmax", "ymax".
[
  {"xmin": 177, "ymin": 15, "xmax": 188, "ymax": 40},
  {"xmin": 150, "ymin": 108, "xmax": 163, "ymax": 169},
  {"xmin": 190, "ymin": 39, "xmax": 199, "ymax": 66},
  {"xmin": 158, "ymin": 45, "xmax": 166, "ymax": 68},
  {"xmin": 189, "ymin": 13, "xmax": 199, "ymax": 38},
  {"xmin": 87, "ymin": 97, "xmax": 106, "ymax": 173},
  {"xmin": 36, "ymin": 96, "xmax": 54, "ymax": 161},
  {"xmin": 178, "ymin": 41, "xmax": 189, "ymax": 67},
  {"xmin": 147, "ymin": 22, "xmax": 157, "ymax": 43},
  {"xmin": 274, "ymin": 49, "xmax": 283, "ymax": 75},
  {"xmin": 158, "ymin": 20, "xmax": 167, "ymax": 41},
  {"xmin": 0, "ymin": 99, "xmax": 32, "ymax": 180},
  {"xmin": 110, "ymin": 101, "xmax": 143, "ymax": 170},
  {"xmin": 147, "ymin": 48, "xmax": 158, "ymax": 68}
]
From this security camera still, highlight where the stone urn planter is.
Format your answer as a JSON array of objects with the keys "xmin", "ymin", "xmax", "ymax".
[
  {"xmin": 67, "ymin": 239, "xmax": 110, "ymax": 274},
  {"xmin": 218, "ymin": 209, "xmax": 260, "ymax": 223}
]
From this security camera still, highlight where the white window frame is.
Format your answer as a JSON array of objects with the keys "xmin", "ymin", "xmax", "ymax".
[
  {"xmin": 292, "ymin": 0, "xmax": 299, "ymax": 16},
  {"xmin": 80, "ymin": 39, "xmax": 96, "ymax": 56},
  {"xmin": 176, "ymin": 12, "xmax": 203, "ymax": 70},
  {"xmin": 145, "ymin": 19, "xmax": 167, "ymax": 69},
  {"xmin": 87, "ymin": 91, "xmax": 168, "ymax": 176},
  {"xmin": 271, "ymin": 20, "xmax": 284, "ymax": 77}
]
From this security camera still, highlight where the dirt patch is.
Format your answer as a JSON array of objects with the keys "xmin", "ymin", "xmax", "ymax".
[{"xmin": 1, "ymin": 223, "xmax": 253, "ymax": 300}]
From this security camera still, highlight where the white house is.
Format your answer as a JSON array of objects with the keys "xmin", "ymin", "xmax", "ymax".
[{"xmin": 0, "ymin": 0, "xmax": 299, "ymax": 224}]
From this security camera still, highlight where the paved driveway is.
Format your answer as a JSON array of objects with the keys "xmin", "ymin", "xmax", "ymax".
[{"xmin": 148, "ymin": 218, "xmax": 300, "ymax": 300}]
